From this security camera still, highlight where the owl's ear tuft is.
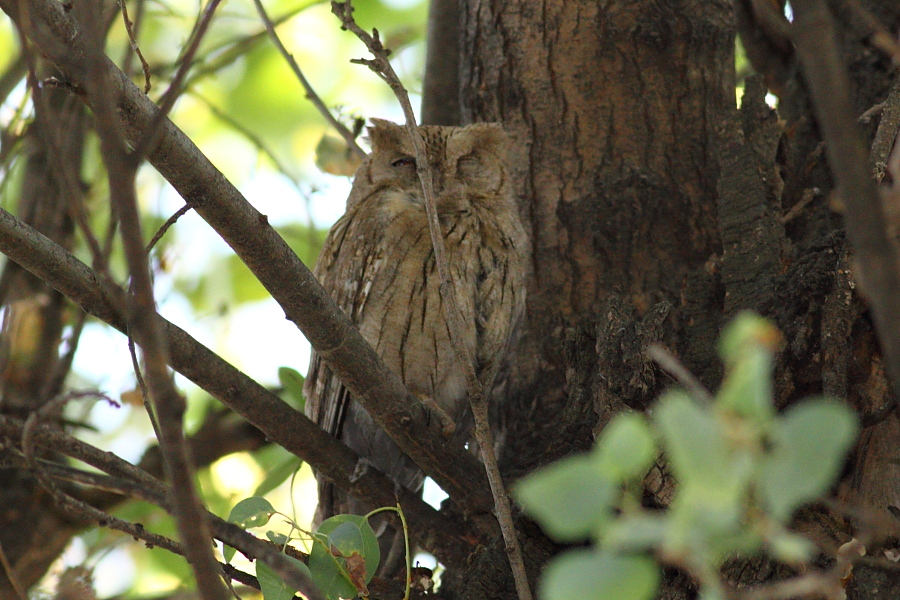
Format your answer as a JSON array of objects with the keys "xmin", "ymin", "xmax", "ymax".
[
  {"xmin": 464, "ymin": 122, "xmax": 508, "ymax": 155},
  {"xmin": 367, "ymin": 119, "xmax": 407, "ymax": 152}
]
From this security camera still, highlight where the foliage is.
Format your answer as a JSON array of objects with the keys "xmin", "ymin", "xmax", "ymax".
[
  {"xmin": 0, "ymin": 0, "xmax": 425, "ymax": 594},
  {"xmin": 225, "ymin": 496, "xmax": 393, "ymax": 600},
  {"xmin": 516, "ymin": 313, "xmax": 859, "ymax": 600}
]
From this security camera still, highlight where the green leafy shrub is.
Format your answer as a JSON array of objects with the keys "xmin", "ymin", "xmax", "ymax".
[{"xmin": 516, "ymin": 312, "xmax": 859, "ymax": 600}]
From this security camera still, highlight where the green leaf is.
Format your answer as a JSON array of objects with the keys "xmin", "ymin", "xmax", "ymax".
[
  {"xmin": 227, "ymin": 497, "xmax": 276, "ymax": 529},
  {"xmin": 716, "ymin": 312, "xmax": 780, "ymax": 422},
  {"xmin": 225, "ymin": 254, "xmax": 270, "ymax": 304},
  {"xmin": 757, "ymin": 398, "xmax": 858, "ymax": 520},
  {"xmin": 654, "ymin": 391, "xmax": 737, "ymax": 492},
  {"xmin": 309, "ymin": 515, "xmax": 381, "ymax": 600},
  {"xmin": 329, "ymin": 521, "xmax": 368, "ymax": 556},
  {"xmin": 655, "ymin": 391, "xmax": 754, "ymax": 551},
  {"xmin": 267, "ymin": 531, "xmax": 290, "ymax": 547},
  {"xmin": 278, "ymin": 366, "xmax": 306, "ymax": 412},
  {"xmin": 257, "ymin": 556, "xmax": 312, "ymax": 600},
  {"xmin": 254, "ymin": 455, "xmax": 304, "ymax": 497},
  {"xmin": 515, "ymin": 454, "xmax": 617, "ymax": 542},
  {"xmin": 279, "ymin": 223, "xmax": 328, "ymax": 268},
  {"xmin": 223, "ymin": 543, "xmax": 236, "ymax": 564},
  {"xmin": 593, "ymin": 412, "xmax": 656, "ymax": 482},
  {"xmin": 539, "ymin": 549, "xmax": 660, "ymax": 600}
]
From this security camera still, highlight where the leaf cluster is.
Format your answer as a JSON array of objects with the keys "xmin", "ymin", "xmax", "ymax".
[
  {"xmin": 226, "ymin": 494, "xmax": 390, "ymax": 600},
  {"xmin": 516, "ymin": 313, "xmax": 859, "ymax": 600}
]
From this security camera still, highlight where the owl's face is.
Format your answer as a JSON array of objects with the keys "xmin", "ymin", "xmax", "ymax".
[{"xmin": 361, "ymin": 119, "xmax": 509, "ymax": 213}]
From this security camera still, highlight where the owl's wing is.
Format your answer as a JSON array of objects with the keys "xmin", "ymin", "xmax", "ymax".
[{"xmin": 304, "ymin": 202, "xmax": 384, "ymax": 439}]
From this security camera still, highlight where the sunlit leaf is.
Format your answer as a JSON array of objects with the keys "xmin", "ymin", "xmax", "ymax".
[
  {"xmin": 228, "ymin": 496, "xmax": 276, "ymax": 529},
  {"xmin": 254, "ymin": 454, "xmax": 304, "ymax": 497},
  {"xmin": 655, "ymin": 391, "xmax": 734, "ymax": 491},
  {"xmin": 315, "ymin": 134, "xmax": 362, "ymax": 176},
  {"xmin": 603, "ymin": 514, "xmax": 668, "ymax": 553},
  {"xmin": 278, "ymin": 366, "xmax": 307, "ymax": 412},
  {"xmin": 309, "ymin": 514, "xmax": 381, "ymax": 600},
  {"xmin": 267, "ymin": 531, "xmax": 291, "ymax": 546},
  {"xmin": 768, "ymin": 530, "xmax": 815, "ymax": 563},
  {"xmin": 717, "ymin": 343, "xmax": 775, "ymax": 423},
  {"xmin": 718, "ymin": 311, "xmax": 781, "ymax": 368}
]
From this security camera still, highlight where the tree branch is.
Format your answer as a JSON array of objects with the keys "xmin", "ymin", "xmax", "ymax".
[
  {"xmin": 420, "ymin": 0, "xmax": 460, "ymax": 125},
  {"xmin": 0, "ymin": 0, "xmax": 493, "ymax": 515},
  {"xmin": 251, "ymin": 0, "xmax": 365, "ymax": 158},
  {"xmin": 790, "ymin": 0, "xmax": 900, "ymax": 403},
  {"xmin": 0, "ymin": 207, "xmax": 478, "ymax": 566},
  {"xmin": 75, "ymin": 2, "xmax": 226, "ymax": 594},
  {"xmin": 0, "ymin": 419, "xmax": 325, "ymax": 600}
]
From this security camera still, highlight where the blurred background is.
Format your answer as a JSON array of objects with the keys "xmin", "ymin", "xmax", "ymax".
[{"xmin": 0, "ymin": 0, "xmax": 430, "ymax": 595}]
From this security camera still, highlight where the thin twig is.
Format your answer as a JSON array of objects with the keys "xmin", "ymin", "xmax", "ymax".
[
  {"xmin": 0, "ymin": 0, "xmax": 493, "ymax": 516},
  {"xmin": 11, "ymin": 14, "xmax": 108, "ymax": 274},
  {"xmin": 870, "ymin": 77, "xmax": 900, "ymax": 183},
  {"xmin": 190, "ymin": 92, "xmax": 305, "ymax": 187},
  {"xmin": 648, "ymin": 344, "xmax": 714, "ymax": 404},
  {"xmin": 132, "ymin": 0, "xmax": 224, "ymax": 160},
  {"xmin": 21, "ymin": 411, "xmax": 186, "ymax": 557},
  {"xmin": 118, "ymin": 0, "xmax": 151, "ymax": 92},
  {"xmin": 146, "ymin": 203, "xmax": 191, "ymax": 252},
  {"xmin": 330, "ymin": 3, "xmax": 533, "ymax": 600},
  {"xmin": 79, "ymin": 2, "xmax": 228, "ymax": 595},
  {"xmin": 829, "ymin": 0, "xmax": 900, "ymax": 64},
  {"xmin": 1, "ymin": 412, "xmax": 324, "ymax": 599},
  {"xmin": 128, "ymin": 333, "xmax": 164, "ymax": 441},
  {"xmin": 252, "ymin": 0, "xmax": 365, "ymax": 159},
  {"xmin": 0, "ymin": 205, "xmax": 479, "ymax": 565},
  {"xmin": 737, "ymin": 570, "xmax": 843, "ymax": 600},
  {"xmin": 40, "ymin": 307, "xmax": 88, "ymax": 402},
  {"xmin": 781, "ymin": 187, "xmax": 820, "ymax": 224}
]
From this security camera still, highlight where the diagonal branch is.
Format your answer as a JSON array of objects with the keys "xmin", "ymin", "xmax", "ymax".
[
  {"xmin": 250, "ymin": 0, "xmax": 365, "ymax": 158},
  {"xmin": 0, "ymin": 206, "xmax": 479, "ymax": 566},
  {"xmin": 0, "ymin": 416, "xmax": 324, "ymax": 600},
  {"xmin": 0, "ymin": 0, "xmax": 494, "ymax": 515}
]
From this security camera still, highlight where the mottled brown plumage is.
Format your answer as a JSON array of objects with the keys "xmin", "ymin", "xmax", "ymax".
[{"xmin": 304, "ymin": 119, "xmax": 527, "ymax": 523}]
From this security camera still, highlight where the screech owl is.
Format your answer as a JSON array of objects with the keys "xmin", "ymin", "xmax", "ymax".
[{"xmin": 304, "ymin": 119, "xmax": 528, "ymax": 525}]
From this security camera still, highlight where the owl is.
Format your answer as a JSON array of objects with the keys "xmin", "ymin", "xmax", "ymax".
[{"xmin": 304, "ymin": 119, "xmax": 528, "ymax": 526}]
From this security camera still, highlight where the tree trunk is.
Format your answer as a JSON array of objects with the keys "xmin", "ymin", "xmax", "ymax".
[
  {"xmin": 450, "ymin": 0, "xmax": 900, "ymax": 597},
  {"xmin": 459, "ymin": 0, "xmax": 733, "ymax": 472}
]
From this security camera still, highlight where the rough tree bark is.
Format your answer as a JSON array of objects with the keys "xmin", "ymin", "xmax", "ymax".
[{"xmin": 450, "ymin": 0, "xmax": 900, "ymax": 598}]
